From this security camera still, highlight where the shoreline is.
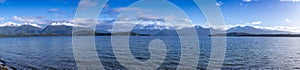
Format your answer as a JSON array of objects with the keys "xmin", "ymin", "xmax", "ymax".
[
  {"xmin": 210, "ymin": 32, "xmax": 300, "ymax": 37},
  {"xmin": 0, "ymin": 59, "xmax": 16, "ymax": 70}
]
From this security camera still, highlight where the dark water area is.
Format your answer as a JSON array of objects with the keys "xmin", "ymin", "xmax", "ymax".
[{"xmin": 0, "ymin": 36, "xmax": 300, "ymax": 69}]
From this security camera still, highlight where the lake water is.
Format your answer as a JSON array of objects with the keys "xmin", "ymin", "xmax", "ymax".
[{"xmin": 0, "ymin": 36, "xmax": 300, "ymax": 69}]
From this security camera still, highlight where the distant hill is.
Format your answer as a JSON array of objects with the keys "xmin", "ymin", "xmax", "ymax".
[{"xmin": 227, "ymin": 26, "xmax": 294, "ymax": 34}]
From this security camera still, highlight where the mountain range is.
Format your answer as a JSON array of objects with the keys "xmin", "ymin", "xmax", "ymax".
[{"xmin": 0, "ymin": 22, "xmax": 296, "ymax": 37}]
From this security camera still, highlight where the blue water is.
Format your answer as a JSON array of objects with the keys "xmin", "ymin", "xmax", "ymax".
[{"xmin": 0, "ymin": 36, "xmax": 300, "ymax": 69}]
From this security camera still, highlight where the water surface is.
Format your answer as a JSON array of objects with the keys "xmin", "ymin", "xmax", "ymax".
[{"xmin": 0, "ymin": 36, "xmax": 300, "ymax": 69}]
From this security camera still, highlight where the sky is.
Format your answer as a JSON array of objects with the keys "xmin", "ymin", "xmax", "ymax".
[{"xmin": 0, "ymin": 0, "xmax": 300, "ymax": 31}]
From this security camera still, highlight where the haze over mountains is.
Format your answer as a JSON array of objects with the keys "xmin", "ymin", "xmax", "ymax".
[{"xmin": 0, "ymin": 21, "xmax": 296, "ymax": 37}]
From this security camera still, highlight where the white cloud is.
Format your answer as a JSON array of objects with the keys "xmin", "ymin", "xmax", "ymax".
[
  {"xmin": 102, "ymin": 7, "xmax": 147, "ymax": 16},
  {"xmin": 81, "ymin": 0, "xmax": 98, "ymax": 7},
  {"xmin": 243, "ymin": 0, "xmax": 253, "ymax": 2},
  {"xmin": 178, "ymin": 18, "xmax": 192, "ymax": 23},
  {"xmin": 252, "ymin": 26, "xmax": 300, "ymax": 33},
  {"xmin": 216, "ymin": 2, "xmax": 223, "ymax": 6},
  {"xmin": 12, "ymin": 16, "xmax": 47, "ymax": 24},
  {"xmin": 0, "ymin": 0, "xmax": 6, "ymax": 3},
  {"xmin": 111, "ymin": 7, "xmax": 144, "ymax": 13},
  {"xmin": 136, "ymin": 15, "xmax": 174, "ymax": 22},
  {"xmin": 47, "ymin": 8, "xmax": 60, "ymax": 13},
  {"xmin": 50, "ymin": 22, "xmax": 76, "ymax": 27},
  {"xmin": 46, "ymin": 8, "xmax": 68, "ymax": 18},
  {"xmin": 67, "ymin": 18, "xmax": 99, "ymax": 27},
  {"xmin": 72, "ymin": 18, "xmax": 97, "ymax": 23},
  {"xmin": 285, "ymin": 19, "xmax": 291, "ymax": 22},
  {"xmin": 111, "ymin": 20, "xmax": 195, "ymax": 31},
  {"xmin": 280, "ymin": 0, "xmax": 300, "ymax": 2},
  {"xmin": 78, "ymin": 0, "xmax": 98, "ymax": 10},
  {"xmin": 247, "ymin": 21, "xmax": 262, "ymax": 25},
  {"xmin": 13, "ymin": 16, "xmax": 39, "ymax": 23}
]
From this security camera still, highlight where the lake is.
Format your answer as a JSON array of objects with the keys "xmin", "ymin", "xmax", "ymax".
[{"xmin": 0, "ymin": 36, "xmax": 300, "ymax": 69}]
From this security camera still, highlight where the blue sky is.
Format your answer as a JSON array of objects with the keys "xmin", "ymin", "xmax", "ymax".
[
  {"xmin": 0, "ymin": 0, "xmax": 300, "ymax": 31},
  {"xmin": 219, "ymin": 0, "xmax": 300, "ymax": 27}
]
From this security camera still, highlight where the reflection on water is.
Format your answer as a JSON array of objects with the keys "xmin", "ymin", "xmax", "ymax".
[{"xmin": 0, "ymin": 36, "xmax": 300, "ymax": 69}]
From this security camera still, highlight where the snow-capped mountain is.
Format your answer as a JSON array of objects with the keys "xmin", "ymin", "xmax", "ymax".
[
  {"xmin": 41, "ymin": 22, "xmax": 95, "ymax": 35},
  {"xmin": 0, "ymin": 21, "xmax": 295, "ymax": 36},
  {"xmin": 41, "ymin": 23, "xmax": 74, "ymax": 35},
  {"xmin": 0, "ymin": 22, "xmax": 42, "ymax": 35},
  {"xmin": 15, "ymin": 25, "xmax": 42, "ymax": 35},
  {"xmin": 97, "ymin": 21, "xmax": 196, "ymax": 35},
  {"xmin": 155, "ymin": 25, "xmax": 216, "ymax": 36},
  {"xmin": 22, "ymin": 23, "xmax": 42, "ymax": 28},
  {"xmin": 132, "ymin": 21, "xmax": 173, "ymax": 35},
  {"xmin": 131, "ymin": 25, "xmax": 294, "ymax": 36},
  {"xmin": 0, "ymin": 22, "xmax": 21, "ymax": 27},
  {"xmin": 95, "ymin": 21, "xmax": 295, "ymax": 36}
]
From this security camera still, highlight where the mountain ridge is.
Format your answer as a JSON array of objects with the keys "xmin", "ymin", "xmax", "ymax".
[{"xmin": 0, "ymin": 22, "xmax": 296, "ymax": 37}]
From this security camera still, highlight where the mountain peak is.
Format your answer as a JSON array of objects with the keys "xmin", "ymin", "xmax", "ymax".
[
  {"xmin": 0, "ymin": 22, "xmax": 21, "ymax": 27},
  {"xmin": 22, "ymin": 23, "xmax": 42, "ymax": 28}
]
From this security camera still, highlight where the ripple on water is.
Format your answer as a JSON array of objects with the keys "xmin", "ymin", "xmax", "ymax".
[{"xmin": 1, "ymin": 37, "xmax": 300, "ymax": 69}]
